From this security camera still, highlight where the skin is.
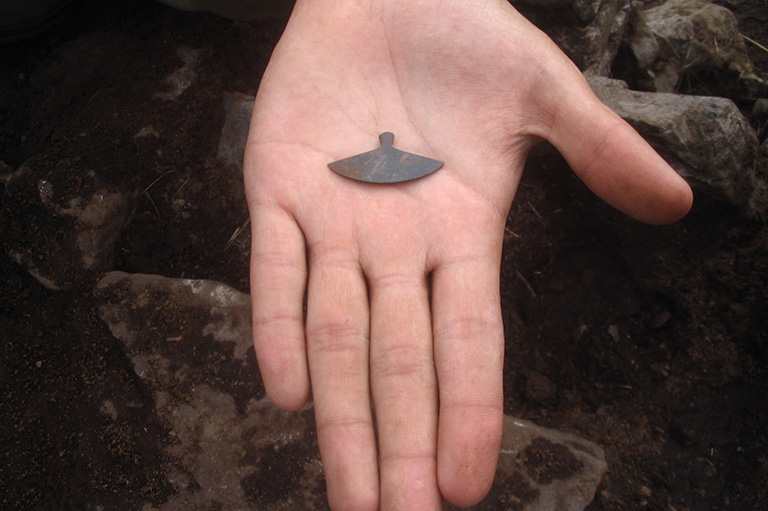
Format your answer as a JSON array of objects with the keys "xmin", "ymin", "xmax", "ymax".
[{"xmin": 243, "ymin": 0, "xmax": 693, "ymax": 509}]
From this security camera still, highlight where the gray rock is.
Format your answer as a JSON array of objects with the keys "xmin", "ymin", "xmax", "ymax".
[
  {"xmin": 2, "ymin": 158, "xmax": 136, "ymax": 290},
  {"xmin": 95, "ymin": 271, "xmax": 329, "ymax": 510},
  {"xmin": 513, "ymin": 0, "xmax": 631, "ymax": 75},
  {"xmin": 217, "ymin": 92, "xmax": 255, "ymax": 171},
  {"xmin": 457, "ymin": 417, "xmax": 606, "ymax": 511},
  {"xmin": 95, "ymin": 271, "xmax": 606, "ymax": 511},
  {"xmin": 589, "ymin": 76, "xmax": 765, "ymax": 211},
  {"xmin": 627, "ymin": 0, "xmax": 765, "ymax": 98}
]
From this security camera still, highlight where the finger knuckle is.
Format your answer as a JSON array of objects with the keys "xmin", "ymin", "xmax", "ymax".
[
  {"xmin": 434, "ymin": 313, "xmax": 503, "ymax": 344},
  {"xmin": 371, "ymin": 343, "xmax": 431, "ymax": 380},
  {"xmin": 307, "ymin": 320, "xmax": 366, "ymax": 355}
]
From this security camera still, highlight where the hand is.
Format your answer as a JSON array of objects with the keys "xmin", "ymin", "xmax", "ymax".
[{"xmin": 243, "ymin": 1, "xmax": 692, "ymax": 509}]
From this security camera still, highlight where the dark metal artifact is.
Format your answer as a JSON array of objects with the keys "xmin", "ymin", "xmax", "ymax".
[{"xmin": 328, "ymin": 132, "xmax": 444, "ymax": 183}]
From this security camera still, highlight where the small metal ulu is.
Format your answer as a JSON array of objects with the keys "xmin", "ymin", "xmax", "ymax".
[{"xmin": 328, "ymin": 132, "xmax": 444, "ymax": 184}]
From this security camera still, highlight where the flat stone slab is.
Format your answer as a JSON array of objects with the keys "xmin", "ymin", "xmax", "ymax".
[
  {"xmin": 464, "ymin": 417, "xmax": 606, "ymax": 511},
  {"xmin": 95, "ymin": 271, "xmax": 606, "ymax": 510}
]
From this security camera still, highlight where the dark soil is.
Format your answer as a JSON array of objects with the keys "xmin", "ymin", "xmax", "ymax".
[{"xmin": 1, "ymin": 1, "xmax": 766, "ymax": 510}]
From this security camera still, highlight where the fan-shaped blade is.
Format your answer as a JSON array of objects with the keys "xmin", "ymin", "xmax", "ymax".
[{"xmin": 329, "ymin": 132, "xmax": 443, "ymax": 183}]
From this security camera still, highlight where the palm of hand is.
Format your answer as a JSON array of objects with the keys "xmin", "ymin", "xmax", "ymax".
[{"xmin": 244, "ymin": 1, "xmax": 692, "ymax": 510}]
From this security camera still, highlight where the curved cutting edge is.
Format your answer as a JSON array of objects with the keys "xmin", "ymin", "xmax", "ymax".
[{"xmin": 328, "ymin": 132, "xmax": 444, "ymax": 183}]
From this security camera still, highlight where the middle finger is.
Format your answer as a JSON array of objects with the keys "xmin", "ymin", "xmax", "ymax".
[
  {"xmin": 368, "ymin": 265, "xmax": 441, "ymax": 510},
  {"xmin": 306, "ymin": 250, "xmax": 379, "ymax": 511}
]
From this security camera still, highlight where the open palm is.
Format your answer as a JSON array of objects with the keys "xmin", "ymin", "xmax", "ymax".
[{"xmin": 244, "ymin": 1, "xmax": 692, "ymax": 509}]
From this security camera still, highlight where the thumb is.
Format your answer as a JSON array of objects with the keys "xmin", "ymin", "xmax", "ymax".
[{"xmin": 545, "ymin": 74, "xmax": 693, "ymax": 225}]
